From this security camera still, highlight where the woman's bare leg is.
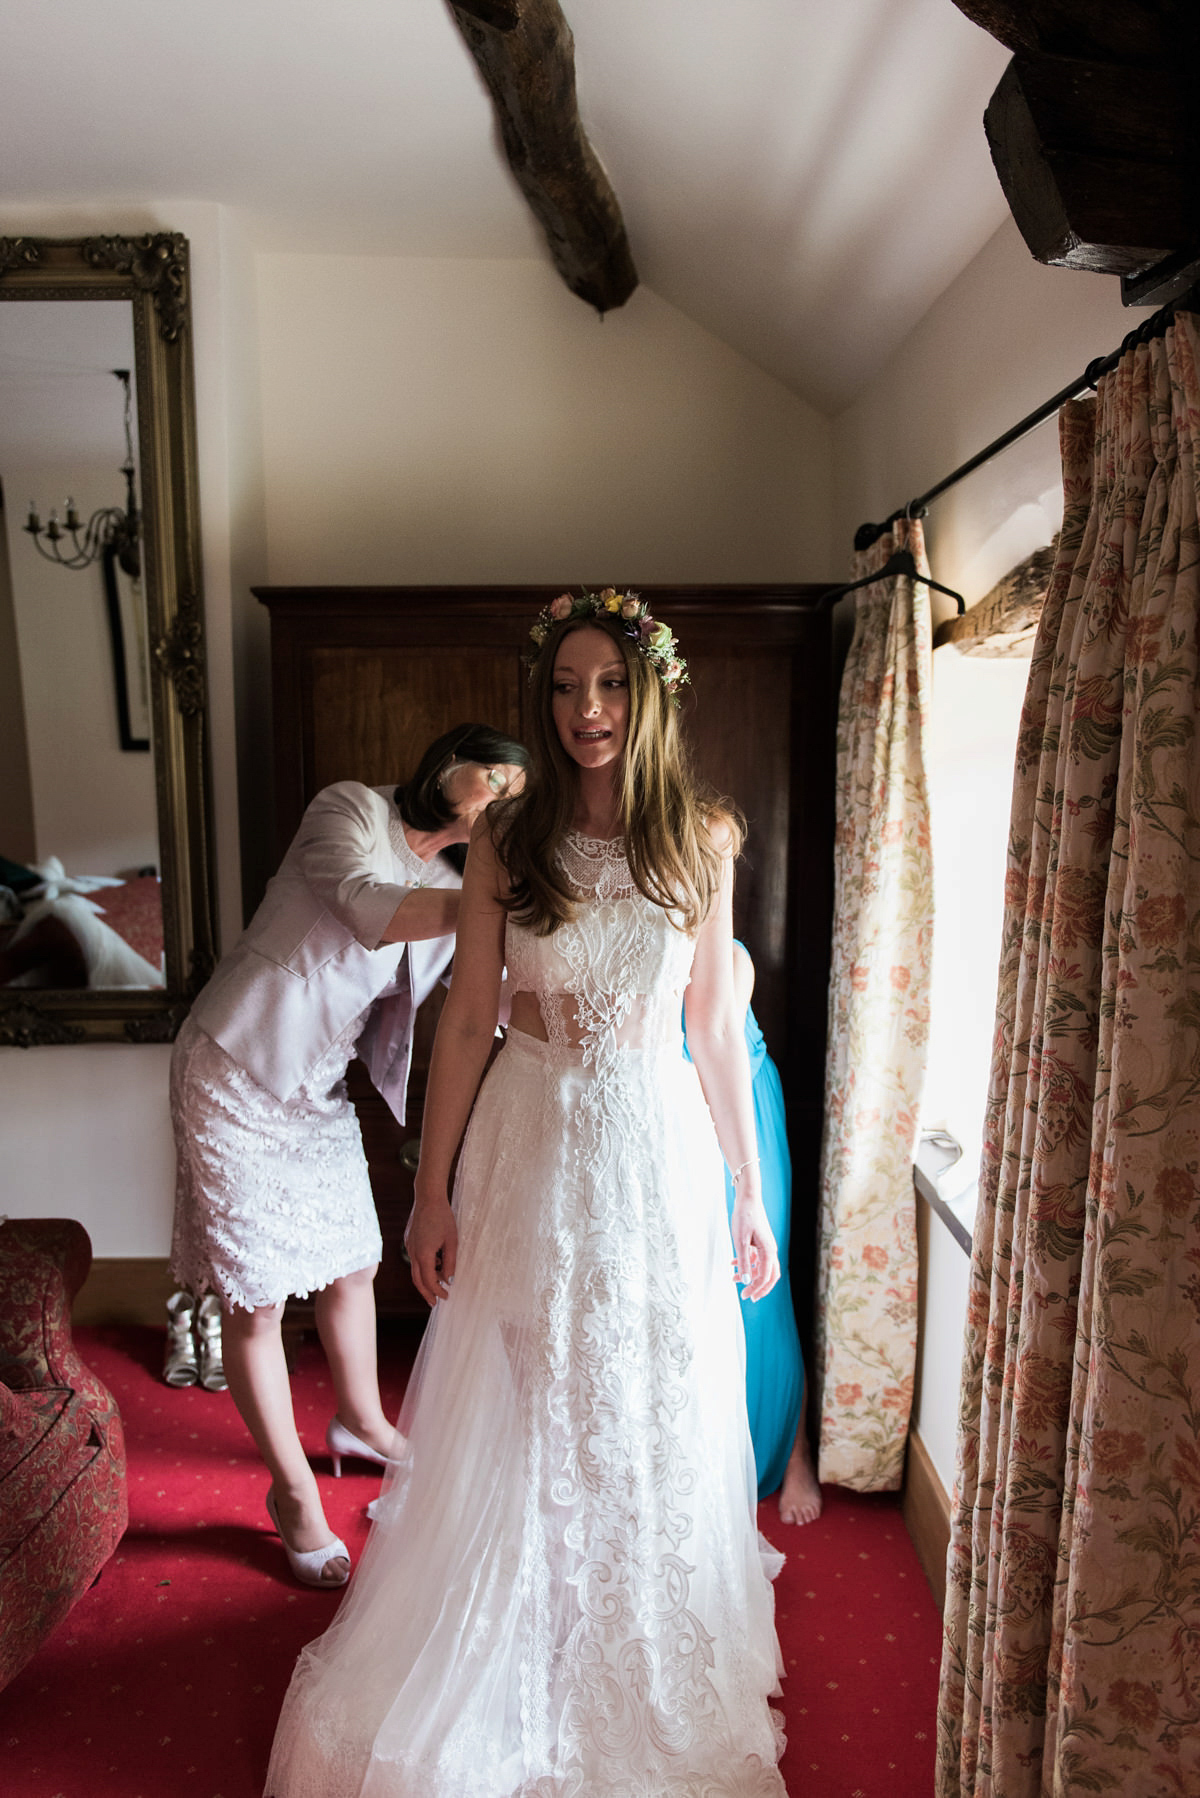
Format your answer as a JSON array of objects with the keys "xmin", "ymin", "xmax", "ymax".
[
  {"xmin": 220, "ymin": 1300, "xmax": 349, "ymax": 1580},
  {"xmin": 778, "ymin": 1381, "xmax": 823, "ymax": 1526},
  {"xmin": 313, "ymin": 1264, "xmax": 400, "ymax": 1457}
]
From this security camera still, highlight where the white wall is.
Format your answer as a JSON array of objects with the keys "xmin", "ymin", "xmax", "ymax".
[
  {"xmin": 0, "ymin": 1042, "xmax": 176, "ymax": 1255},
  {"xmin": 208, "ymin": 205, "xmax": 271, "ymax": 918},
  {"xmin": 256, "ymin": 254, "xmax": 833, "ymax": 587},
  {"xmin": 915, "ymin": 1196, "xmax": 972, "ymax": 1486},
  {"xmin": 831, "ymin": 218, "xmax": 1134, "ymax": 1496}
]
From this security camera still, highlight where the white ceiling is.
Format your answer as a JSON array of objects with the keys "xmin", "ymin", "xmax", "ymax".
[{"xmin": 0, "ymin": 0, "xmax": 1013, "ymax": 414}]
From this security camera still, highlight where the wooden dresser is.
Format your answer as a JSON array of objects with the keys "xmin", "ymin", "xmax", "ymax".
[{"xmin": 256, "ymin": 586, "xmax": 834, "ymax": 1333}]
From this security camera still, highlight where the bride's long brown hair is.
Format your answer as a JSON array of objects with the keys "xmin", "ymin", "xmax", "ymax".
[{"xmin": 492, "ymin": 614, "xmax": 741, "ymax": 936}]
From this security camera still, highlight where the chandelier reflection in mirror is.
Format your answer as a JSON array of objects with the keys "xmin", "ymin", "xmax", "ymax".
[{"xmin": 23, "ymin": 367, "xmax": 142, "ymax": 577}]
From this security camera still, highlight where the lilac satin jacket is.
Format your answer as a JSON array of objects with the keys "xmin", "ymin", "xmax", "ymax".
[{"xmin": 188, "ymin": 782, "xmax": 458, "ymax": 1124}]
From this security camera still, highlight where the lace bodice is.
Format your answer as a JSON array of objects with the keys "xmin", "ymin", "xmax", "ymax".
[{"xmin": 504, "ymin": 834, "xmax": 695, "ymax": 1061}]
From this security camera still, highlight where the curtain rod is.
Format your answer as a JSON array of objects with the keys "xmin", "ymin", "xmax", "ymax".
[{"xmin": 853, "ymin": 282, "xmax": 1200, "ymax": 554}]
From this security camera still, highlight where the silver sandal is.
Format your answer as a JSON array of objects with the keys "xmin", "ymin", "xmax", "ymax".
[
  {"xmin": 163, "ymin": 1290, "xmax": 199, "ymax": 1387},
  {"xmin": 195, "ymin": 1292, "xmax": 228, "ymax": 1392}
]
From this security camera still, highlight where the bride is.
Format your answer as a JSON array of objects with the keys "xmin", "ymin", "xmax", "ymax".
[{"xmin": 266, "ymin": 590, "xmax": 787, "ymax": 1798}]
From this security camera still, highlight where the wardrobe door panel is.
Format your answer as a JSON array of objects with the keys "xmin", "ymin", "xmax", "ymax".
[
  {"xmin": 686, "ymin": 648, "xmax": 794, "ymax": 1058},
  {"xmin": 306, "ymin": 646, "xmax": 523, "ymax": 794}
]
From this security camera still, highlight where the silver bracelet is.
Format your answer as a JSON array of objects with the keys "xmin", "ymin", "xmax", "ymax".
[{"xmin": 730, "ymin": 1157, "xmax": 760, "ymax": 1185}]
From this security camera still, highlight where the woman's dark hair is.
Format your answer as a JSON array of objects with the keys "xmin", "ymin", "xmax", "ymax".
[{"xmin": 394, "ymin": 723, "xmax": 529, "ymax": 833}]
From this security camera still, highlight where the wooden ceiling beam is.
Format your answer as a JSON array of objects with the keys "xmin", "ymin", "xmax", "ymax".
[
  {"xmin": 446, "ymin": 0, "xmax": 638, "ymax": 314},
  {"xmin": 452, "ymin": 0, "xmax": 520, "ymax": 31},
  {"xmin": 952, "ymin": 0, "xmax": 1180, "ymax": 65},
  {"xmin": 953, "ymin": 0, "xmax": 1199, "ymax": 299},
  {"xmin": 984, "ymin": 54, "xmax": 1189, "ymax": 277}
]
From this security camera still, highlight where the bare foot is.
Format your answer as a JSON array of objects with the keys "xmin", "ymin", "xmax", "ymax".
[{"xmin": 778, "ymin": 1437, "xmax": 822, "ymax": 1526}]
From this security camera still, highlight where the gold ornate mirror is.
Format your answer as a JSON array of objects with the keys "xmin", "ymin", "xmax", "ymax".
[{"xmin": 0, "ymin": 234, "xmax": 215, "ymax": 1043}]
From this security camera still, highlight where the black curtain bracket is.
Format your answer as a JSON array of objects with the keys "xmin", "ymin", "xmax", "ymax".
[{"xmin": 854, "ymin": 281, "xmax": 1200, "ymax": 554}]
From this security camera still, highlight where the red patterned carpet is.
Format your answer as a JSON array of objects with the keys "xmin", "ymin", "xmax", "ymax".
[{"xmin": 1, "ymin": 1326, "xmax": 942, "ymax": 1796}]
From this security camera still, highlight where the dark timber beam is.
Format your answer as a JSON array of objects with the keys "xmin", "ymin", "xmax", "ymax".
[
  {"xmin": 954, "ymin": 0, "xmax": 1199, "ymax": 301},
  {"xmin": 984, "ymin": 54, "xmax": 1189, "ymax": 277},
  {"xmin": 452, "ymin": 0, "xmax": 520, "ymax": 29},
  {"xmin": 952, "ymin": 0, "xmax": 1181, "ymax": 64},
  {"xmin": 446, "ymin": 0, "xmax": 638, "ymax": 313}
]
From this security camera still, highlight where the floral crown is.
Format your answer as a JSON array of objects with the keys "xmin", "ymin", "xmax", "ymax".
[{"xmin": 526, "ymin": 588, "xmax": 689, "ymax": 703}]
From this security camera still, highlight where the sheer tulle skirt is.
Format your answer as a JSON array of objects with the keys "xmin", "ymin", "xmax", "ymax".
[{"xmin": 266, "ymin": 1029, "xmax": 785, "ymax": 1798}]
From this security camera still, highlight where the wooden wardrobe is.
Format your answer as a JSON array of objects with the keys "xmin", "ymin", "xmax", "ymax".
[{"xmin": 256, "ymin": 586, "xmax": 834, "ymax": 1333}]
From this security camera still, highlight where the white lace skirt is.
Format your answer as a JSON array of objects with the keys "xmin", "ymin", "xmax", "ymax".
[
  {"xmin": 266, "ymin": 1028, "xmax": 785, "ymax": 1798},
  {"xmin": 169, "ymin": 1015, "xmax": 382, "ymax": 1312}
]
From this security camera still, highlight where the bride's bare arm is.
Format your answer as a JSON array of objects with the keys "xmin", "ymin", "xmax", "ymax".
[
  {"xmin": 683, "ymin": 824, "xmax": 780, "ymax": 1303},
  {"xmin": 406, "ymin": 820, "xmax": 507, "ymax": 1305}
]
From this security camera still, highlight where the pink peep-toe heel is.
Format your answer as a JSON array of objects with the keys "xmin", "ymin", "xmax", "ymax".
[
  {"xmin": 265, "ymin": 1489, "xmax": 350, "ymax": 1588},
  {"xmin": 326, "ymin": 1416, "xmax": 402, "ymax": 1478}
]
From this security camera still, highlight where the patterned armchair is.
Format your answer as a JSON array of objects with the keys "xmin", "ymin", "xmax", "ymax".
[{"xmin": 0, "ymin": 1218, "xmax": 128, "ymax": 1690}]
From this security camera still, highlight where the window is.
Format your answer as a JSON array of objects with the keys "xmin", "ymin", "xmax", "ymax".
[{"xmin": 919, "ymin": 642, "xmax": 1030, "ymax": 1240}]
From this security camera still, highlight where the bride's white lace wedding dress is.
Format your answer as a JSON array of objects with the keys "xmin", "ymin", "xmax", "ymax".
[{"xmin": 266, "ymin": 835, "xmax": 786, "ymax": 1798}]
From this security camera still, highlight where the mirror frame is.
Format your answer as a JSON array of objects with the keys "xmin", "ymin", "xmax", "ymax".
[{"xmin": 0, "ymin": 233, "xmax": 216, "ymax": 1044}]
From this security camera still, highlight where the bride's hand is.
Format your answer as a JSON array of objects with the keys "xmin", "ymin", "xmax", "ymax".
[
  {"xmin": 732, "ymin": 1196, "xmax": 779, "ymax": 1303},
  {"xmin": 405, "ymin": 1194, "xmax": 458, "ymax": 1306}
]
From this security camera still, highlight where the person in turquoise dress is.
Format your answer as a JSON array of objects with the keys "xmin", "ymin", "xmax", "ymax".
[{"xmin": 687, "ymin": 941, "xmax": 822, "ymax": 1522}]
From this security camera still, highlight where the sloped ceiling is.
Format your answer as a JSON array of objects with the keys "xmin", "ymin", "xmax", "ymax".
[{"xmin": 0, "ymin": 0, "xmax": 1012, "ymax": 413}]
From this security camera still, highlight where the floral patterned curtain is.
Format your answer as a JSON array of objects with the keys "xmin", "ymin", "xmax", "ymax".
[
  {"xmin": 815, "ymin": 517, "xmax": 933, "ymax": 1491},
  {"xmin": 938, "ymin": 314, "xmax": 1200, "ymax": 1796}
]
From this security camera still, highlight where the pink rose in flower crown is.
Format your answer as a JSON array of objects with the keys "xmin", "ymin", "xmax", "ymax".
[{"xmin": 525, "ymin": 589, "xmax": 687, "ymax": 705}]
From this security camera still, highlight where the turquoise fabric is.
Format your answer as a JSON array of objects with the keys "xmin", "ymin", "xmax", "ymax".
[{"xmin": 685, "ymin": 991, "xmax": 805, "ymax": 1498}]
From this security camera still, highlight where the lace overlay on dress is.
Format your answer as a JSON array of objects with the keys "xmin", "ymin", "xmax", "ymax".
[
  {"xmin": 265, "ymin": 832, "xmax": 785, "ymax": 1797},
  {"xmin": 169, "ymin": 1009, "xmax": 382, "ymax": 1311},
  {"xmin": 506, "ymin": 840, "xmax": 721, "ymax": 1781},
  {"xmin": 504, "ymin": 834, "xmax": 689, "ymax": 1059}
]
